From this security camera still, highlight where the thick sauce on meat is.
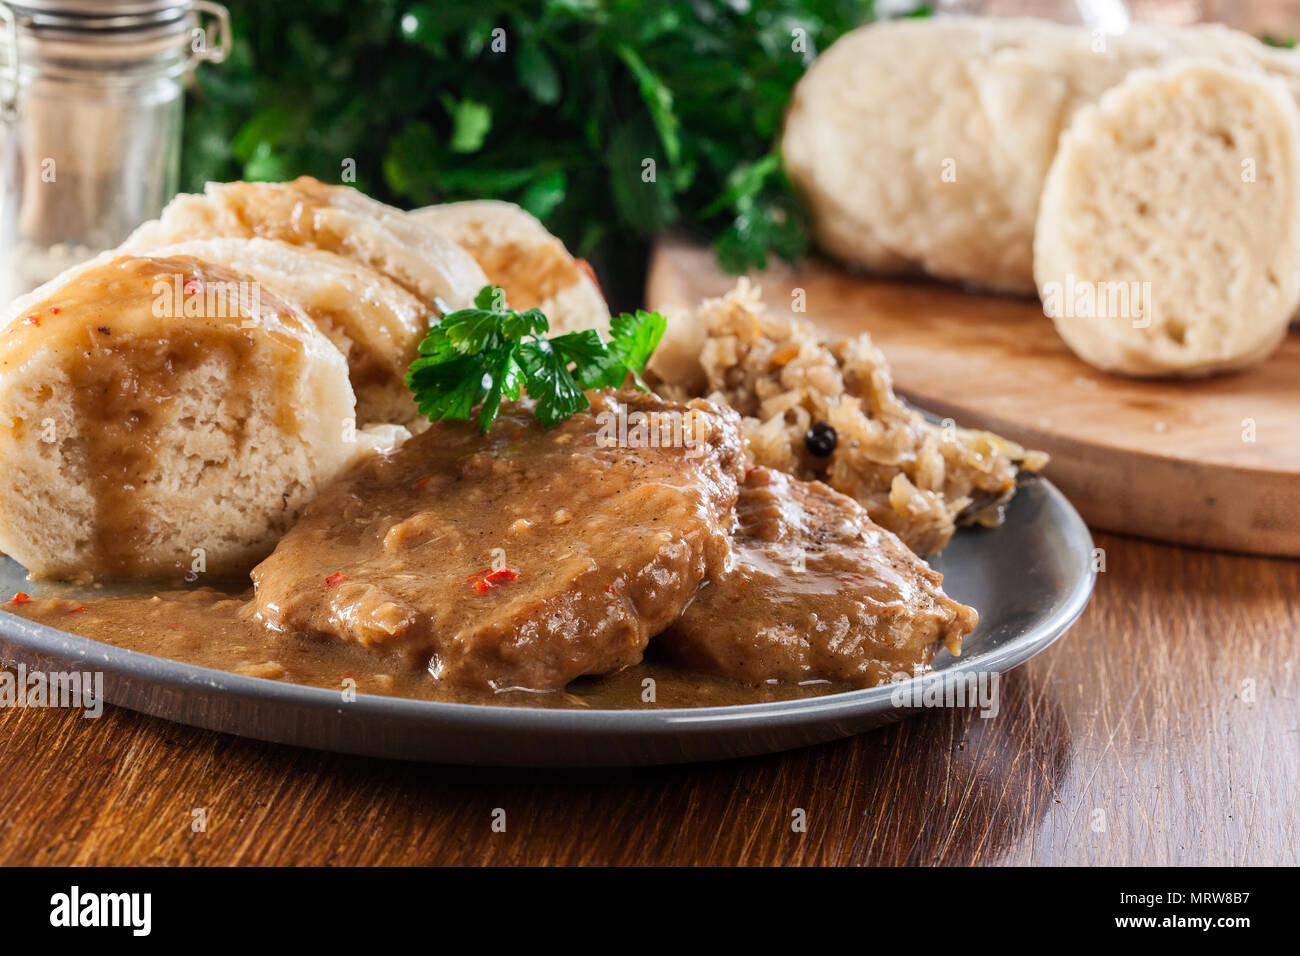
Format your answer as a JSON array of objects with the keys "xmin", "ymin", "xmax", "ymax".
[
  {"xmin": 658, "ymin": 467, "xmax": 977, "ymax": 686},
  {"xmin": 248, "ymin": 390, "xmax": 746, "ymax": 691}
]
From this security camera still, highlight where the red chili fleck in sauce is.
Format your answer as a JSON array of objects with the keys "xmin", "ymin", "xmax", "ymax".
[
  {"xmin": 49, "ymin": 307, "xmax": 60, "ymax": 314},
  {"xmin": 23, "ymin": 314, "xmax": 39, "ymax": 326},
  {"xmin": 9, "ymin": 591, "xmax": 30, "ymax": 604},
  {"xmin": 65, "ymin": 606, "xmax": 86, "ymax": 615},
  {"xmin": 412, "ymin": 476, "xmax": 432, "ymax": 492},
  {"xmin": 324, "ymin": 572, "xmax": 350, "ymax": 588},
  {"xmin": 471, "ymin": 568, "xmax": 519, "ymax": 593}
]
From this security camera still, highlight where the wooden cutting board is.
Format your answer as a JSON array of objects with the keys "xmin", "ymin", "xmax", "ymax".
[{"xmin": 647, "ymin": 239, "xmax": 1300, "ymax": 558}]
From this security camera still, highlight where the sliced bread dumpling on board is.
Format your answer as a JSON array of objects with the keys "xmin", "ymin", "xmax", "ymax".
[
  {"xmin": 409, "ymin": 200, "xmax": 609, "ymax": 332},
  {"xmin": 782, "ymin": 17, "xmax": 1300, "ymax": 293},
  {"xmin": 124, "ymin": 176, "xmax": 490, "ymax": 310},
  {"xmin": 0, "ymin": 253, "xmax": 399, "ymax": 582},
  {"xmin": 133, "ymin": 238, "xmax": 429, "ymax": 428},
  {"xmin": 1033, "ymin": 63, "xmax": 1300, "ymax": 376}
]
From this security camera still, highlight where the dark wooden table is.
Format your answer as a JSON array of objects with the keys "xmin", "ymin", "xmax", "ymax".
[{"xmin": 1, "ymin": 530, "xmax": 1295, "ymax": 866}]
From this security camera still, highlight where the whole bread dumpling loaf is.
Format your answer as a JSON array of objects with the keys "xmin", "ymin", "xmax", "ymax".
[
  {"xmin": 782, "ymin": 17, "xmax": 1300, "ymax": 293},
  {"xmin": 136, "ymin": 238, "xmax": 430, "ymax": 427},
  {"xmin": 125, "ymin": 176, "xmax": 490, "ymax": 309},
  {"xmin": 1034, "ymin": 63, "xmax": 1300, "ymax": 376},
  {"xmin": 0, "ymin": 253, "xmax": 394, "ymax": 581},
  {"xmin": 409, "ymin": 200, "xmax": 609, "ymax": 332}
]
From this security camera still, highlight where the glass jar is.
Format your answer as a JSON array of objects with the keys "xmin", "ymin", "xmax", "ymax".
[{"xmin": 0, "ymin": 0, "xmax": 229, "ymax": 302}]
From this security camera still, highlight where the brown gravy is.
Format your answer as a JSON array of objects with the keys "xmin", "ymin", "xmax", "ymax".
[
  {"xmin": 0, "ymin": 390, "xmax": 967, "ymax": 710},
  {"xmin": 246, "ymin": 390, "xmax": 748, "ymax": 693},
  {"xmin": 3, "ymin": 588, "xmax": 845, "ymax": 709}
]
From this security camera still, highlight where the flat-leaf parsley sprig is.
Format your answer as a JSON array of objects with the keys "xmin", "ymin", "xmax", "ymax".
[{"xmin": 406, "ymin": 285, "xmax": 667, "ymax": 433}]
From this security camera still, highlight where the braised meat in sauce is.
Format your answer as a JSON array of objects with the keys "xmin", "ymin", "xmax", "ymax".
[
  {"xmin": 5, "ymin": 388, "xmax": 980, "ymax": 708},
  {"xmin": 246, "ymin": 389, "xmax": 746, "ymax": 691},
  {"xmin": 658, "ymin": 467, "xmax": 977, "ymax": 687}
]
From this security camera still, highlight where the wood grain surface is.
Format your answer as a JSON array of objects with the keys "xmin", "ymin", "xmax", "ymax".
[
  {"xmin": 647, "ymin": 240, "xmax": 1300, "ymax": 558},
  {"xmin": 1, "ymin": 531, "xmax": 1294, "ymax": 866}
]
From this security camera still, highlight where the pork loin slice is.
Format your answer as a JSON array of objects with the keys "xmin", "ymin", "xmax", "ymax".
[
  {"xmin": 247, "ymin": 389, "xmax": 746, "ymax": 692},
  {"xmin": 656, "ymin": 467, "xmax": 978, "ymax": 688}
]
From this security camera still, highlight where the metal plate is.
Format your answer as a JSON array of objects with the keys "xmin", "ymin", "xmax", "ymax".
[{"xmin": 0, "ymin": 476, "xmax": 1094, "ymax": 767}]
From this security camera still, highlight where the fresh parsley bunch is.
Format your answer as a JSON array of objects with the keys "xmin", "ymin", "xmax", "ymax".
[
  {"xmin": 181, "ymin": 0, "xmax": 882, "ymax": 308},
  {"xmin": 407, "ymin": 285, "xmax": 667, "ymax": 432}
]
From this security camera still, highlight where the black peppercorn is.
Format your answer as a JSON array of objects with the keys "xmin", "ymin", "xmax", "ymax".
[{"xmin": 805, "ymin": 422, "xmax": 837, "ymax": 457}]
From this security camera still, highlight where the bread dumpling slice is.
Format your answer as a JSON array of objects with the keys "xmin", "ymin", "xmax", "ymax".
[
  {"xmin": 409, "ymin": 200, "xmax": 609, "ymax": 332},
  {"xmin": 1034, "ymin": 63, "xmax": 1300, "ymax": 376},
  {"xmin": 125, "ymin": 176, "xmax": 490, "ymax": 310},
  {"xmin": 0, "ymin": 253, "xmax": 397, "ymax": 581},
  {"xmin": 782, "ymin": 18, "xmax": 1300, "ymax": 294},
  {"xmin": 137, "ymin": 238, "xmax": 429, "ymax": 428}
]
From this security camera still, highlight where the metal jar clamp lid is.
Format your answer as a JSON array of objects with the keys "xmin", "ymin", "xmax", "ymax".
[{"xmin": 0, "ymin": 0, "xmax": 231, "ymax": 122}]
